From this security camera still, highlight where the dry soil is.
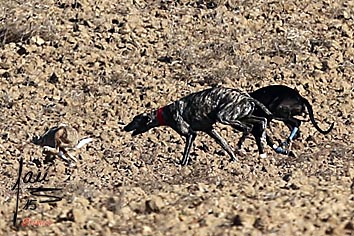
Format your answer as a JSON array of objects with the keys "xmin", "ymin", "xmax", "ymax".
[{"xmin": 0, "ymin": 0, "xmax": 353, "ymax": 235}]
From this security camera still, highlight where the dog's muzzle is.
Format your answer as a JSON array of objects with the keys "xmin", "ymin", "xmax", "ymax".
[
  {"xmin": 124, "ymin": 123, "xmax": 149, "ymax": 136},
  {"xmin": 123, "ymin": 124, "xmax": 134, "ymax": 132}
]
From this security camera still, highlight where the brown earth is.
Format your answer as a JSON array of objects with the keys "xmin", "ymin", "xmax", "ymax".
[{"xmin": 0, "ymin": 0, "xmax": 353, "ymax": 235}]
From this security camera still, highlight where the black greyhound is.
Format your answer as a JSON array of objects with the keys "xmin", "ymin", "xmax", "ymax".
[
  {"xmin": 124, "ymin": 86, "xmax": 274, "ymax": 165},
  {"xmin": 237, "ymin": 85, "xmax": 334, "ymax": 155}
]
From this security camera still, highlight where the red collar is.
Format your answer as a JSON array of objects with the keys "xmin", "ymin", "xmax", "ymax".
[{"xmin": 156, "ymin": 107, "xmax": 166, "ymax": 126}]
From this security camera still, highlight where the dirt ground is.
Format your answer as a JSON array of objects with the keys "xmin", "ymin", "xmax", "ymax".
[{"xmin": 0, "ymin": 0, "xmax": 353, "ymax": 235}]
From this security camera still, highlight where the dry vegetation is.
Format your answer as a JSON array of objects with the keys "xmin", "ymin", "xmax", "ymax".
[{"xmin": 0, "ymin": 0, "xmax": 353, "ymax": 235}]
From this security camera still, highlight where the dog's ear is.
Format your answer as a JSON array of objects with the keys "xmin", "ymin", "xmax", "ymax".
[
  {"xmin": 144, "ymin": 113, "xmax": 152, "ymax": 122},
  {"xmin": 137, "ymin": 111, "xmax": 159, "ymax": 127},
  {"xmin": 148, "ymin": 111, "xmax": 159, "ymax": 123},
  {"xmin": 133, "ymin": 113, "xmax": 148, "ymax": 122},
  {"xmin": 138, "ymin": 111, "xmax": 153, "ymax": 121}
]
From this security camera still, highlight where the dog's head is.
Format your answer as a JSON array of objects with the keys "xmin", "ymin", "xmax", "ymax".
[{"xmin": 124, "ymin": 111, "xmax": 159, "ymax": 136}]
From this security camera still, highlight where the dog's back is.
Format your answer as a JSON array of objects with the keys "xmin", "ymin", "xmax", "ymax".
[
  {"xmin": 250, "ymin": 85, "xmax": 305, "ymax": 119},
  {"xmin": 165, "ymin": 87, "xmax": 253, "ymax": 130}
]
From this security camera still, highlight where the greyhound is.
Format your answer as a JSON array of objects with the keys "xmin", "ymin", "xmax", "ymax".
[
  {"xmin": 32, "ymin": 124, "xmax": 93, "ymax": 164},
  {"xmin": 124, "ymin": 86, "xmax": 274, "ymax": 166},
  {"xmin": 237, "ymin": 85, "xmax": 334, "ymax": 155}
]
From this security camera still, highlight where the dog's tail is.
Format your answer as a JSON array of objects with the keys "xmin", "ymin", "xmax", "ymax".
[
  {"xmin": 249, "ymin": 97, "xmax": 273, "ymax": 119},
  {"xmin": 303, "ymin": 98, "xmax": 334, "ymax": 134},
  {"xmin": 75, "ymin": 137, "xmax": 93, "ymax": 149}
]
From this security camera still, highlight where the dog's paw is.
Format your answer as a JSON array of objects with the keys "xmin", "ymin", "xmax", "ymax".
[
  {"xmin": 275, "ymin": 146, "xmax": 288, "ymax": 155},
  {"xmin": 280, "ymin": 141, "xmax": 290, "ymax": 148},
  {"xmin": 259, "ymin": 153, "xmax": 267, "ymax": 159}
]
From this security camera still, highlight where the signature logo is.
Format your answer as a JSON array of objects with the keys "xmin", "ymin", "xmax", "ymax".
[
  {"xmin": 21, "ymin": 217, "xmax": 53, "ymax": 227},
  {"xmin": 12, "ymin": 157, "xmax": 63, "ymax": 227}
]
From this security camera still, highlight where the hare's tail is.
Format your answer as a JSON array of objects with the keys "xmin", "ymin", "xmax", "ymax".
[{"xmin": 76, "ymin": 137, "xmax": 93, "ymax": 149}]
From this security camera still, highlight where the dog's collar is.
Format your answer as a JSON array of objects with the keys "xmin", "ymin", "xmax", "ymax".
[{"xmin": 156, "ymin": 107, "xmax": 166, "ymax": 126}]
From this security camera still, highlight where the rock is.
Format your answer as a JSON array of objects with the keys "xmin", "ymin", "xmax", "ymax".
[
  {"xmin": 271, "ymin": 56, "xmax": 284, "ymax": 65},
  {"xmin": 145, "ymin": 195, "xmax": 164, "ymax": 213},
  {"xmin": 72, "ymin": 208, "xmax": 87, "ymax": 224},
  {"xmin": 31, "ymin": 35, "xmax": 45, "ymax": 45}
]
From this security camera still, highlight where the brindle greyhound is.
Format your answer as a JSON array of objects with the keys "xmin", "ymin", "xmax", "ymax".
[
  {"xmin": 124, "ymin": 86, "xmax": 274, "ymax": 166},
  {"xmin": 237, "ymin": 85, "xmax": 334, "ymax": 155}
]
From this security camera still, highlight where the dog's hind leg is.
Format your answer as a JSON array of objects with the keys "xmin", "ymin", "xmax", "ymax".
[
  {"xmin": 205, "ymin": 129, "xmax": 238, "ymax": 162},
  {"xmin": 237, "ymin": 126, "xmax": 295, "ymax": 157},
  {"xmin": 217, "ymin": 115, "xmax": 252, "ymax": 133},
  {"xmin": 266, "ymin": 134, "xmax": 286, "ymax": 155},
  {"xmin": 240, "ymin": 116, "xmax": 268, "ymax": 158},
  {"xmin": 236, "ymin": 132, "xmax": 248, "ymax": 151},
  {"xmin": 216, "ymin": 106, "xmax": 254, "ymax": 158},
  {"xmin": 234, "ymin": 124, "xmax": 254, "ymax": 156},
  {"xmin": 281, "ymin": 117, "xmax": 301, "ymax": 147}
]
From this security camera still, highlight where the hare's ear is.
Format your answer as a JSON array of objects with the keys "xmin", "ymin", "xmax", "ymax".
[{"xmin": 31, "ymin": 135, "xmax": 42, "ymax": 145}]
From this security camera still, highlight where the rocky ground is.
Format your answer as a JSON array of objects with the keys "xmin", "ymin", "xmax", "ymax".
[{"xmin": 0, "ymin": 0, "xmax": 353, "ymax": 235}]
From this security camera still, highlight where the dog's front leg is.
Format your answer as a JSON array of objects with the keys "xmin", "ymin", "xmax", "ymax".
[
  {"xmin": 181, "ymin": 132, "xmax": 197, "ymax": 166},
  {"xmin": 172, "ymin": 114, "xmax": 197, "ymax": 166}
]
